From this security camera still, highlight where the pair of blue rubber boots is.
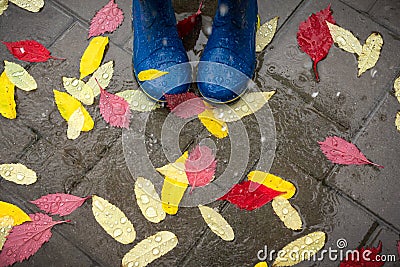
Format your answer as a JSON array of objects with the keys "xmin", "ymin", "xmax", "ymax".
[{"xmin": 133, "ymin": 0, "xmax": 258, "ymax": 103}]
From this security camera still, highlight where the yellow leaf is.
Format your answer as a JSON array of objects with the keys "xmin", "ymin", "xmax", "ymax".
[
  {"xmin": 67, "ymin": 107, "xmax": 85, "ymax": 140},
  {"xmin": 122, "ymin": 231, "xmax": 178, "ymax": 267},
  {"xmin": 137, "ymin": 69, "xmax": 169, "ymax": 81},
  {"xmin": 213, "ymin": 91, "xmax": 275, "ymax": 122},
  {"xmin": 92, "ymin": 195, "xmax": 136, "ymax": 244},
  {"xmin": 80, "ymin": 36, "xmax": 109, "ymax": 79},
  {"xmin": 198, "ymin": 102, "xmax": 228, "ymax": 139},
  {"xmin": 272, "ymin": 196, "xmax": 302, "ymax": 230},
  {"xmin": 272, "ymin": 231, "xmax": 326, "ymax": 267},
  {"xmin": 326, "ymin": 22, "xmax": 362, "ymax": 56},
  {"xmin": 0, "ymin": 216, "xmax": 14, "ymax": 250},
  {"xmin": 358, "ymin": 33, "xmax": 383, "ymax": 77},
  {"xmin": 85, "ymin": 60, "xmax": 114, "ymax": 97},
  {"xmin": 0, "ymin": 163, "xmax": 37, "ymax": 185},
  {"xmin": 62, "ymin": 77, "xmax": 94, "ymax": 105},
  {"xmin": 53, "ymin": 90, "xmax": 94, "ymax": 131},
  {"xmin": 255, "ymin": 262, "xmax": 268, "ymax": 267},
  {"xmin": 0, "ymin": 201, "xmax": 31, "ymax": 226},
  {"xmin": 256, "ymin": 17, "xmax": 279, "ymax": 52},
  {"xmin": 394, "ymin": 75, "xmax": 400, "ymax": 104},
  {"xmin": 134, "ymin": 177, "xmax": 166, "ymax": 223},
  {"xmin": 116, "ymin": 90, "xmax": 160, "ymax": 112},
  {"xmin": 9, "ymin": 0, "xmax": 43, "ymax": 12},
  {"xmin": 4, "ymin": 60, "xmax": 37, "ymax": 91},
  {"xmin": 156, "ymin": 151, "xmax": 188, "ymax": 184},
  {"xmin": 0, "ymin": 0, "xmax": 9, "ymax": 15},
  {"xmin": 395, "ymin": 112, "xmax": 400, "ymax": 132},
  {"xmin": 198, "ymin": 205, "xmax": 234, "ymax": 241},
  {"xmin": 257, "ymin": 14, "xmax": 261, "ymax": 30},
  {"xmin": 248, "ymin": 171, "xmax": 296, "ymax": 199},
  {"xmin": 0, "ymin": 71, "xmax": 16, "ymax": 119}
]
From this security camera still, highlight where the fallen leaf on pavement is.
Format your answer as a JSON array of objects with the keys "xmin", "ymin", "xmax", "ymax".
[
  {"xmin": 256, "ymin": 16, "xmax": 278, "ymax": 52},
  {"xmin": 4, "ymin": 60, "xmax": 37, "ymax": 91},
  {"xmin": 89, "ymin": 0, "xmax": 124, "ymax": 38},
  {"xmin": 326, "ymin": 22, "xmax": 362, "ymax": 56},
  {"xmin": 9, "ymin": 0, "xmax": 43, "ymax": 12},
  {"xmin": 116, "ymin": 90, "xmax": 160, "ymax": 112},
  {"xmin": 165, "ymin": 92, "xmax": 206, "ymax": 119},
  {"xmin": 80, "ymin": 36, "xmax": 108, "ymax": 79},
  {"xmin": 247, "ymin": 171, "xmax": 296, "ymax": 199},
  {"xmin": 2, "ymin": 40, "xmax": 64, "ymax": 62},
  {"xmin": 0, "ymin": 163, "xmax": 37, "ymax": 185},
  {"xmin": 62, "ymin": 77, "xmax": 94, "ymax": 105},
  {"xmin": 358, "ymin": 33, "xmax": 383, "ymax": 77},
  {"xmin": 339, "ymin": 241, "xmax": 384, "ymax": 267},
  {"xmin": 134, "ymin": 177, "xmax": 166, "ymax": 223},
  {"xmin": 177, "ymin": 1, "xmax": 203, "ymax": 39},
  {"xmin": 272, "ymin": 196, "xmax": 302, "ymax": 230},
  {"xmin": 0, "ymin": 216, "xmax": 13, "ymax": 250},
  {"xmin": 30, "ymin": 193, "xmax": 90, "ymax": 216},
  {"xmin": 67, "ymin": 107, "xmax": 85, "ymax": 140},
  {"xmin": 0, "ymin": 71, "xmax": 16, "ymax": 119},
  {"xmin": 198, "ymin": 102, "xmax": 228, "ymax": 139},
  {"xmin": 0, "ymin": 201, "xmax": 31, "ymax": 226},
  {"xmin": 198, "ymin": 205, "xmax": 234, "ymax": 241}
]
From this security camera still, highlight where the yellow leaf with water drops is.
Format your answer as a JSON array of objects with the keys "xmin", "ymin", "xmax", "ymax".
[
  {"xmin": 116, "ymin": 90, "xmax": 160, "ymax": 112},
  {"xmin": 248, "ymin": 171, "xmax": 296, "ymax": 199},
  {"xmin": 85, "ymin": 60, "xmax": 114, "ymax": 97},
  {"xmin": 198, "ymin": 102, "xmax": 228, "ymax": 139},
  {"xmin": 0, "ymin": 163, "xmax": 37, "ymax": 185},
  {"xmin": 255, "ymin": 262, "xmax": 268, "ymax": 267},
  {"xmin": 0, "ymin": 216, "xmax": 14, "ymax": 250},
  {"xmin": 9, "ymin": 0, "xmax": 43, "ymax": 12},
  {"xmin": 0, "ymin": 201, "xmax": 31, "ymax": 226},
  {"xmin": 358, "ymin": 33, "xmax": 383, "ymax": 77},
  {"xmin": 272, "ymin": 196, "xmax": 302, "ymax": 230},
  {"xmin": 213, "ymin": 91, "xmax": 275, "ymax": 122},
  {"xmin": 67, "ymin": 107, "xmax": 85, "ymax": 140},
  {"xmin": 4, "ymin": 60, "xmax": 37, "ymax": 91},
  {"xmin": 395, "ymin": 112, "xmax": 400, "ymax": 132},
  {"xmin": 0, "ymin": 0, "xmax": 8, "ymax": 15},
  {"xmin": 0, "ymin": 71, "xmax": 16, "ymax": 119},
  {"xmin": 157, "ymin": 151, "xmax": 188, "ymax": 184},
  {"xmin": 198, "ymin": 205, "xmax": 234, "ymax": 241},
  {"xmin": 137, "ymin": 69, "xmax": 169, "ymax": 81},
  {"xmin": 80, "ymin": 36, "xmax": 108, "ymax": 79},
  {"xmin": 394, "ymin": 76, "xmax": 400, "ymax": 104},
  {"xmin": 326, "ymin": 22, "xmax": 362, "ymax": 56},
  {"xmin": 92, "ymin": 195, "xmax": 136, "ymax": 244},
  {"xmin": 63, "ymin": 77, "xmax": 94, "ymax": 105},
  {"xmin": 256, "ymin": 16, "xmax": 278, "ymax": 52},
  {"xmin": 272, "ymin": 231, "xmax": 326, "ymax": 267},
  {"xmin": 122, "ymin": 231, "xmax": 178, "ymax": 267},
  {"xmin": 53, "ymin": 90, "xmax": 94, "ymax": 131},
  {"xmin": 134, "ymin": 177, "xmax": 166, "ymax": 223}
]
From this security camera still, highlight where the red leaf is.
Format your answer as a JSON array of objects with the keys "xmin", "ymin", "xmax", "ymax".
[
  {"xmin": 96, "ymin": 79, "xmax": 131, "ymax": 128},
  {"xmin": 297, "ymin": 5, "xmax": 335, "ymax": 81},
  {"xmin": 30, "ymin": 194, "xmax": 90, "ymax": 216},
  {"xmin": 218, "ymin": 181, "xmax": 285, "ymax": 211},
  {"xmin": 177, "ymin": 1, "xmax": 203, "ymax": 39},
  {"xmin": 2, "ymin": 40, "xmax": 65, "ymax": 63},
  {"xmin": 397, "ymin": 240, "xmax": 400, "ymax": 259},
  {"xmin": 319, "ymin": 136, "xmax": 383, "ymax": 168},
  {"xmin": 0, "ymin": 213, "xmax": 69, "ymax": 267},
  {"xmin": 339, "ymin": 241, "xmax": 384, "ymax": 267},
  {"xmin": 88, "ymin": 0, "xmax": 124, "ymax": 38},
  {"xmin": 185, "ymin": 145, "xmax": 217, "ymax": 193},
  {"xmin": 165, "ymin": 92, "xmax": 206, "ymax": 119}
]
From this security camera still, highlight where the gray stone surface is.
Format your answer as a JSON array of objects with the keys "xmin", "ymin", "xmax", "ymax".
[
  {"xmin": 340, "ymin": 0, "xmax": 377, "ymax": 12},
  {"xmin": 369, "ymin": 0, "xmax": 400, "ymax": 35},
  {"xmin": 367, "ymin": 226, "xmax": 399, "ymax": 267}
]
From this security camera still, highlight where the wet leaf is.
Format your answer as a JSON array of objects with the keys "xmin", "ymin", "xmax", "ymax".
[
  {"xmin": 0, "ymin": 201, "xmax": 30, "ymax": 226},
  {"xmin": 339, "ymin": 241, "xmax": 384, "ymax": 267},
  {"xmin": 2, "ymin": 40, "xmax": 64, "ymax": 62},
  {"xmin": 156, "ymin": 151, "xmax": 188, "ymax": 184},
  {"xmin": 122, "ymin": 231, "xmax": 178, "ymax": 267},
  {"xmin": 9, "ymin": 0, "xmax": 43, "ymax": 12},
  {"xmin": 137, "ymin": 69, "xmax": 168, "ymax": 81},
  {"xmin": 0, "ymin": 163, "xmax": 37, "ymax": 185},
  {"xmin": 30, "ymin": 193, "xmax": 90, "ymax": 217},
  {"xmin": 394, "ymin": 75, "xmax": 400, "ymax": 104},
  {"xmin": 247, "ymin": 171, "xmax": 296, "ymax": 199},
  {"xmin": 80, "ymin": 36, "xmax": 108, "ymax": 79},
  {"xmin": 134, "ymin": 177, "xmax": 165, "ymax": 223},
  {"xmin": 85, "ymin": 60, "xmax": 114, "ymax": 97},
  {"xmin": 0, "ymin": 71, "xmax": 16, "ymax": 119},
  {"xmin": 0, "ymin": 216, "xmax": 13, "ymax": 251},
  {"xmin": 326, "ymin": 22, "xmax": 362, "ymax": 56},
  {"xmin": 319, "ymin": 136, "xmax": 383, "ymax": 167},
  {"xmin": 256, "ymin": 16, "xmax": 279, "ymax": 52},
  {"xmin": 272, "ymin": 196, "xmax": 302, "ymax": 230},
  {"xmin": 89, "ymin": 0, "xmax": 124, "ymax": 38},
  {"xmin": 165, "ymin": 92, "xmax": 206, "ymax": 119},
  {"xmin": 212, "ymin": 91, "xmax": 275, "ymax": 122},
  {"xmin": 198, "ymin": 102, "xmax": 228, "ymax": 139},
  {"xmin": 62, "ymin": 77, "xmax": 94, "ymax": 105},
  {"xmin": 4, "ymin": 60, "xmax": 37, "ymax": 91},
  {"xmin": 185, "ymin": 145, "xmax": 216, "ymax": 192},
  {"xmin": 198, "ymin": 205, "xmax": 234, "ymax": 241},
  {"xmin": 177, "ymin": 1, "xmax": 203, "ymax": 39},
  {"xmin": 92, "ymin": 195, "xmax": 136, "ymax": 244},
  {"xmin": 272, "ymin": 231, "xmax": 326, "ymax": 267},
  {"xmin": 0, "ymin": 0, "xmax": 8, "ymax": 15},
  {"xmin": 53, "ymin": 90, "xmax": 94, "ymax": 131},
  {"xmin": 0, "ymin": 213, "xmax": 68, "ymax": 266},
  {"xmin": 255, "ymin": 262, "xmax": 268, "ymax": 267},
  {"xmin": 297, "ymin": 5, "xmax": 335, "ymax": 81},
  {"xmin": 67, "ymin": 107, "xmax": 85, "ymax": 140},
  {"xmin": 396, "ymin": 112, "xmax": 400, "ymax": 132},
  {"xmin": 358, "ymin": 33, "xmax": 383, "ymax": 77},
  {"xmin": 116, "ymin": 90, "xmax": 160, "ymax": 112}
]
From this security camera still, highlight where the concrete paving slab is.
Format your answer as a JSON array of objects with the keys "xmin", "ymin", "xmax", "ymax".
[
  {"xmin": 369, "ymin": 0, "xmax": 400, "ymax": 35},
  {"xmin": 340, "ymin": 0, "xmax": 377, "ymax": 12},
  {"xmin": 367, "ymin": 226, "xmax": 399, "ymax": 267}
]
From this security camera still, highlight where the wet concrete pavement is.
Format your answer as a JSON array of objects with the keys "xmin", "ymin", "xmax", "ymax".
[{"xmin": 0, "ymin": 0, "xmax": 399, "ymax": 266}]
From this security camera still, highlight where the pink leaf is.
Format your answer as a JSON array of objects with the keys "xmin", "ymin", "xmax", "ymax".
[
  {"xmin": 185, "ymin": 145, "xmax": 217, "ymax": 193},
  {"xmin": 30, "ymin": 194, "xmax": 90, "ymax": 216},
  {"xmin": 0, "ymin": 213, "xmax": 69, "ymax": 267},
  {"xmin": 2, "ymin": 40, "xmax": 65, "ymax": 62},
  {"xmin": 96, "ymin": 79, "xmax": 131, "ymax": 128},
  {"xmin": 165, "ymin": 92, "xmax": 206, "ymax": 119},
  {"xmin": 88, "ymin": 0, "xmax": 124, "ymax": 38},
  {"xmin": 319, "ymin": 136, "xmax": 383, "ymax": 168},
  {"xmin": 177, "ymin": 1, "xmax": 203, "ymax": 39}
]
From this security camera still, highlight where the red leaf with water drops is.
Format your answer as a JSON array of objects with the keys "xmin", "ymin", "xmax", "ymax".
[
  {"xmin": 165, "ymin": 92, "xmax": 206, "ymax": 119},
  {"xmin": 30, "ymin": 194, "xmax": 91, "ymax": 217},
  {"xmin": 297, "ymin": 5, "xmax": 335, "ymax": 81},
  {"xmin": 319, "ymin": 136, "xmax": 383, "ymax": 168},
  {"xmin": 339, "ymin": 241, "xmax": 384, "ymax": 267},
  {"xmin": 0, "ymin": 213, "xmax": 69, "ymax": 267},
  {"xmin": 2, "ymin": 40, "xmax": 65, "ymax": 63},
  {"xmin": 185, "ymin": 145, "xmax": 217, "ymax": 193},
  {"xmin": 218, "ymin": 181, "xmax": 285, "ymax": 211},
  {"xmin": 177, "ymin": 1, "xmax": 203, "ymax": 39},
  {"xmin": 88, "ymin": 0, "xmax": 124, "ymax": 38},
  {"xmin": 96, "ymin": 79, "xmax": 131, "ymax": 128}
]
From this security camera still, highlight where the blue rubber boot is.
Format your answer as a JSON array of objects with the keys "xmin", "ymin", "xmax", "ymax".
[
  {"xmin": 133, "ymin": 0, "xmax": 191, "ymax": 101},
  {"xmin": 197, "ymin": 0, "xmax": 258, "ymax": 103}
]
